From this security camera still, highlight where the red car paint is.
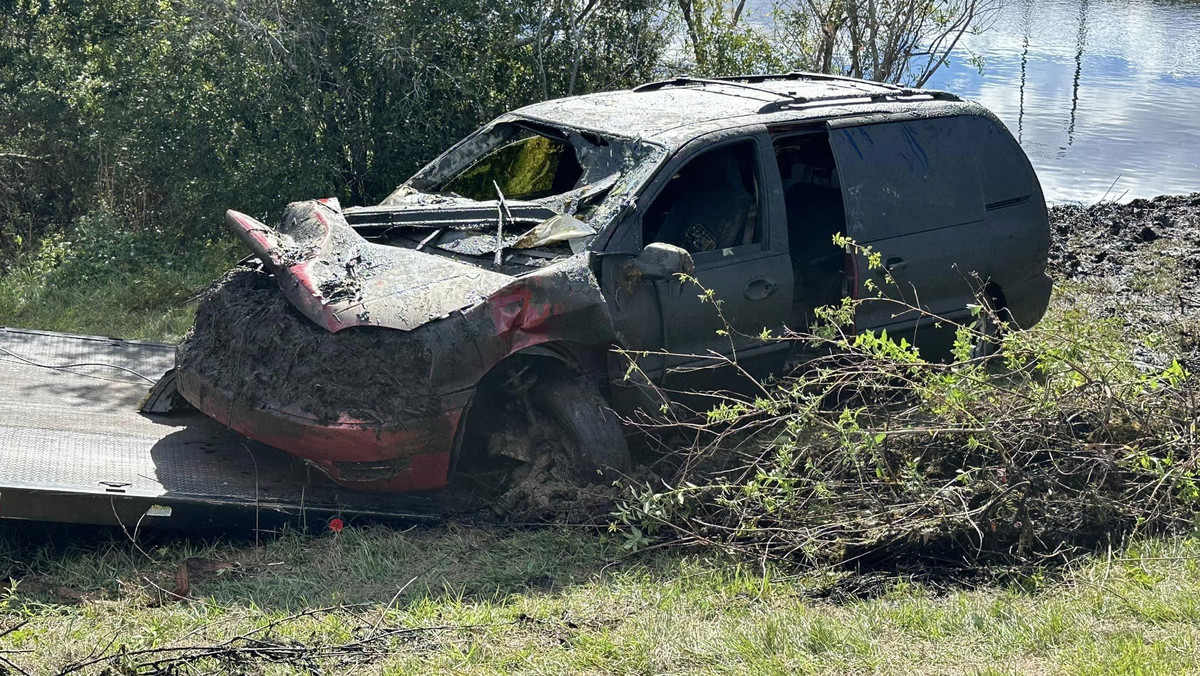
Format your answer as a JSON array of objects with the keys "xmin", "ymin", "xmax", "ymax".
[
  {"xmin": 227, "ymin": 209, "xmax": 358, "ymax": 333},
  {"xmin": 177, "ymin": 367, "xmax": 460, "ymax": 491}
]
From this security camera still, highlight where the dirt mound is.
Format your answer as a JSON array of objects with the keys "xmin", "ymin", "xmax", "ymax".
[
  {"xmin": 1048, "ymin": 193, "xmax": 1200, "ymax": 365},
  {"xmin": 177, "ymin": 266, "xmax": 438, "ymax": 424},
  {"xmin": 1050, "ymin": 193, "xmax": 1200, "ymax": 281}
]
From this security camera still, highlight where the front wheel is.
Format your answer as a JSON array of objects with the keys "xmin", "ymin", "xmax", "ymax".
[{"xmin": 529, "ymin": 371, "xmax": 631, "ymax": 481}]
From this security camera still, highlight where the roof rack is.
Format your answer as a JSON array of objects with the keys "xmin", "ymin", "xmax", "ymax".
[
  {"xmin": 631, "ymin": 76, "xmax": 802, "ymax": 100},
  {"xmin": 632, "ymin": 72, "xmax": 960, "ymax": 115},
  {"xmin": 632, "ymin": 71, "xmax": 906, "ymax": 94},
  {"xmin": 756, "ymin": 88, "xmax": 961, "ymax": 114}
]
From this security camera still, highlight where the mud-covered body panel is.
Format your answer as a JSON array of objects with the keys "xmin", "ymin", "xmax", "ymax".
[
  {"xmin": 176, "ymin": 246, "xmax": 614, "ymax": 490},
  {"xmin": 176, "ymin": 367, "xmax": 461, "ymax": 491},
  {"xmin": 227, "ymin": 200, "xmax": 512, "ymax": 332}
]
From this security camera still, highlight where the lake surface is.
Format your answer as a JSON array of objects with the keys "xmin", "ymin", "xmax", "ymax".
[{"xmin": 925, "ymin": 0, "xmax": 1200, "ymax": 203}]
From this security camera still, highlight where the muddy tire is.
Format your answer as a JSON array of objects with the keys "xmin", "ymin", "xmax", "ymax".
[
  {"xmin": 969, "ymin": 295, "xmax": 1004, "ymax": 360},
  {"xmin": 529, "ymin": 371, "xmax": 631, "ymax": 481}
]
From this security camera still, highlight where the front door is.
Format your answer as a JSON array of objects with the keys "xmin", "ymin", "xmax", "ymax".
[{"xmin": 640, "ymin": 134, "xmax": 793, "ymax": 403}]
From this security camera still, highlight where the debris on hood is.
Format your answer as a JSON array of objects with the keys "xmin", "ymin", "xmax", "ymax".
[
  {"xmin": 513, "ymin": 213, "xmax": 595, "ymax": 250},
  {"xmin": 374, "ymin": 118, "xmax": 664, "ymax": 251},
  {"xmin": 227, "ymin": 199, "xmax": 512, "ymax": 332}
]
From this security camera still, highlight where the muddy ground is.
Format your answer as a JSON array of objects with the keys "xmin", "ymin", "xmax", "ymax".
[{"xmin": 1048, "ymin": 193, "xmax": 1200, "ymax": 366}]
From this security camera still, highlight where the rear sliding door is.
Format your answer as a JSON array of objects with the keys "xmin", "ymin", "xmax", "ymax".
[{"xmin": 827, "ymin": 115, "xmax": 988, "ymax": 338}]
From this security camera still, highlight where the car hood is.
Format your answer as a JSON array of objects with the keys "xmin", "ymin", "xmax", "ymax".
[{"xmin": 226, "ymin": 198, "xmax": 514, "ymax": 332}]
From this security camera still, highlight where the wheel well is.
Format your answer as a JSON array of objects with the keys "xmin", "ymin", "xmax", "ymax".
[
  {"xmin": 982, "ymin": 281, "xmax": 1010, "ymax": 323},
  {"xmin": 448, "ymin": 346, "xmax": 598, "ymax": 476}
]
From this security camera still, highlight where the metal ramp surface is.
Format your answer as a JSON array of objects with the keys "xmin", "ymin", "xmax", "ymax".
[{"xmin": 0, "ymin": 327, "xmax": 443, "ymax": 532}]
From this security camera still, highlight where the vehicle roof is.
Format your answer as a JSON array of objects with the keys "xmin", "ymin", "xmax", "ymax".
[{"xmin": 514, "ymin": 73, "xmax": 984, "ymax": 146}]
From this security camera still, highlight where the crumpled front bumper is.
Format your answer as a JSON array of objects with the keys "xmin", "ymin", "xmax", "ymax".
[{"xmin": 177, "ymin": 368, "xmax": 466, "ymax": 492}]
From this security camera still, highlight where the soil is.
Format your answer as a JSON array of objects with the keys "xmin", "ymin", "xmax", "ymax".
[
  {"xmin": 493, "ymin": 445, "xmax": 624, "ymax": 523},
  {"xmin": 177, "ymin": 266, "xmax": 438, "ymax": 425},
  {"xmin": 1048, "ymin": 192, "xmax": 1200, "ymax": 366}
]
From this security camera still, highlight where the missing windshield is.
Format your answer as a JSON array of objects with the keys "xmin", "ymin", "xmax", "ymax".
[
  {"xmin": 442, "ymin": 131, "xmax": 583, "ymax": 201},
  {"xmin": 393, "ymin": 120, "xmax": 650, "ymax": 212},
  {"xmin": 361, "ymin": 120, "xmax": 664, "ymax": 268}
]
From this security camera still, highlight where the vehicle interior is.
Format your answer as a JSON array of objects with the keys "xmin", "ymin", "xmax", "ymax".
[
  {"xmin": 642, "ymin": 141, "xmax": 762, "ymax": 254},
  {"xmin": 773, "ymin": 132, "xmax": 847, "ymax": 331},
  {"xmin": 441, "ymin": 131, "xmax": 584, "ymax": 201}
]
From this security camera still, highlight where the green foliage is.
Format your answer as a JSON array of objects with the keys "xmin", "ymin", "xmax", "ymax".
[
  {"xmin": 614, "ymin": 292, "xmax": 1200, "ymax": 571},
  {"xmin": 0, "ymin": 0, "xmax": 673, "ymax": 336},
  {"xmin": 669, "ymin": 0, "xmax": 794, "ymax": 75},
  {"xmin": 0, "ymin": 0, "xmax": 670, "ymax": 262},
  {"xmin": 0, "ymin": 210, "xmax": 240, "ymax": 341}
]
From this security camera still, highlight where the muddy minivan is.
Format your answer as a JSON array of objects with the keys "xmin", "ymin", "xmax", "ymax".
[{"xmin": 172, "ymin": 72, "xmax": 1052, "ymax": 492}]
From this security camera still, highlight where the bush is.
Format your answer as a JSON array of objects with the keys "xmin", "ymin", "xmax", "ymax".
[
  {"xmin": 0, "ymin": 205, "xmax": 239, "ymax": 341},
  {"xmin": 613, "ymin": 297, "xmax": 1200, "ymax": 572}
]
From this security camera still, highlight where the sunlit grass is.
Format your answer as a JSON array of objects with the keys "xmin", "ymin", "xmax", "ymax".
[
  {"xmin": 0, "ymin": 237, "xmax": 239, "ymax": 343},
  {"xmin": 2, "ymin": 524, "xmax": 1200, "ymax": 674}
]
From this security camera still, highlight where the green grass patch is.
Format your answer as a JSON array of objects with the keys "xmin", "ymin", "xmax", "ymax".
[
  {"xmin": 0, "ymin": 218, "xmax": 239, "ymax": 342},
  {"xmin": 3, "ymin": 524, "xmax": 1200, "ymax": 673}
]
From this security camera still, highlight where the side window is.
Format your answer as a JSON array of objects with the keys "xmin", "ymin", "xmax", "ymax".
[
  {"xmin": 828, "ymin": 116, "xmax": 985, "ymax": 240},
  {"xmin": 642, "ymin": 141, "xmax": 761, "ymax": 255}
]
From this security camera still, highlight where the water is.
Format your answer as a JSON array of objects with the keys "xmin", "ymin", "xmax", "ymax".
[{"xmin": 925, "ymin": 0, "xmax": 1200, "ymax": 203}]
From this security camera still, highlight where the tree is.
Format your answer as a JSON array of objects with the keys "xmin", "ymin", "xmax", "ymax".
[
  {"xmin": 0, "ymin": 0, "xmax": 672, "ymax": 260},
  {"xmin": 673, "ymin": 0, "xmax": 991, "ymax": 85},
  {"xmin": 670, "ymin": 0, "xmax": 786, "ymax": 75}
]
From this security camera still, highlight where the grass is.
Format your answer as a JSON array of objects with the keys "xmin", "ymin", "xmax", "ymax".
[
  {"xmin": 2, "ymin": 524, "xmax": 1200, "ymax": 674},
  {"xmin": 0, "ymin": 236, "xmax": 239, "ymax": 343}
]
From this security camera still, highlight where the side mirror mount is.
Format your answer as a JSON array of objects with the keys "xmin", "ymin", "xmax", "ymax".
[{"xmin": 632, "ymin": 242, "xmax": 695, "ymax": 281}]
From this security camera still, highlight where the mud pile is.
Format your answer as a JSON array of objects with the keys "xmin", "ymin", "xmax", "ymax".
[
  {"xmin": 177, "ymin": 267, "xmax": 438, "ymax": 424},
  {"xmin": 1048, "ymin": 193, "xmax": 1200, "ymax": 365},
  {"xmin": 1050, "ymin": 193, "xmax": 1200, "ymax": 281}
]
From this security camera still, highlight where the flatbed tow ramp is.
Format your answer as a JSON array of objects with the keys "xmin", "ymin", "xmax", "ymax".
[{"xmin": 0, "ymin": 327, "xmax": 445, "ymax": 533}]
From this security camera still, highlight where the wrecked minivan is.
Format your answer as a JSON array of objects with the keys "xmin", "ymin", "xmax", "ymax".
[{"xmin": 173, "ymin": 72, "xmax": 1052, "ymax": 491}]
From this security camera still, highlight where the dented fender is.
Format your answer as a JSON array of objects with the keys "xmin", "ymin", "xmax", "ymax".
[{"xmin": 427, "ymin": 252, "xmax": 617, "ymax": 390}]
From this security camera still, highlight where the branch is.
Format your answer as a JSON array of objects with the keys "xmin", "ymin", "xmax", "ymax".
[{"xmin": 0, "ymin": 152, "xmax": 47, "ymax": 163}]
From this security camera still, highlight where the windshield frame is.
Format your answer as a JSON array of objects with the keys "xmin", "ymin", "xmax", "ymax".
[{"xmin": 392, "ymin": 114, "xmax": 669, "ymax": 248}]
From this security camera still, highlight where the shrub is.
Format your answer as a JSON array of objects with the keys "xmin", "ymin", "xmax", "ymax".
[{"xmin": 613, "ymin": 296, "xmax": 1200, "ymax": 572}]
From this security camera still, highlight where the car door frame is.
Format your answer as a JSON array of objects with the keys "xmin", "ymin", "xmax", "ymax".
[{"xmin": 599, "ymin": 125, "xmax": 793, "ymax": 400}]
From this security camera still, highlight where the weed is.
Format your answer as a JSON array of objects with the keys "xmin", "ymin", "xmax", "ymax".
[{"xmin": 0, "ymin": 207, "xmax": 239, "ymax": 341}]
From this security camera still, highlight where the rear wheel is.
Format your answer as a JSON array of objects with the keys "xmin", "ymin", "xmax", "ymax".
[{"xmin": 969, "ymin": 292, "xmax": 1006, "ymax": 360}]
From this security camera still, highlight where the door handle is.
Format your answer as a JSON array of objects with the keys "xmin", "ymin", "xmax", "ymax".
[
  {"xmin": 744, "ymin": 278, "xmax": 777, "ymax": 301},
  {"xmin": 881, "ymin": 256, "xmax": 908, "ymax": 274}
]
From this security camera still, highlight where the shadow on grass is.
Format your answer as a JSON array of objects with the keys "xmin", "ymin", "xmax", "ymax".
[{"xmin": 0, "ymin": 520, "xmax": 635, "ymax": 612}]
